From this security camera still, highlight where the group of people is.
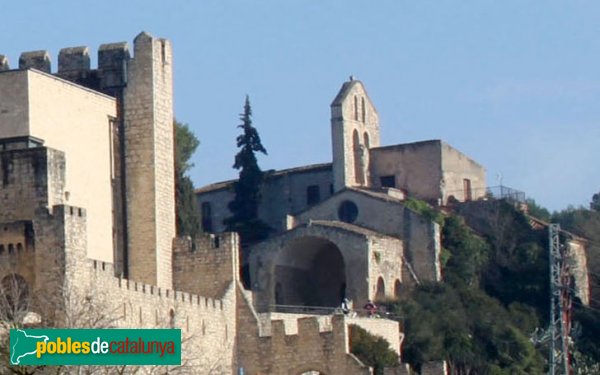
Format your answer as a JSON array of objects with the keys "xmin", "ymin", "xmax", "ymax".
[{"xmin": 340, "ymin": 298, "xmax": 379, "ymax": 318}]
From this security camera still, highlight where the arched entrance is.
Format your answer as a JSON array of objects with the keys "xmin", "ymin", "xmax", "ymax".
[{"xmin": 274, "ymin": 236, "xmax": 346, "ymax": 308}]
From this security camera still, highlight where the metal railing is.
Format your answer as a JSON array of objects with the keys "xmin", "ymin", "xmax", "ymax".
[
  {"xmin": 270, "ymin": 304, "xmax": 403, "ymax": 320},
  {"xmin": 485, "ymin": 185, "xmax": 526, "ymax": 203},
  {"xmin": 445, "ymin": 185, "xmax": 526, "ymax": 205}
]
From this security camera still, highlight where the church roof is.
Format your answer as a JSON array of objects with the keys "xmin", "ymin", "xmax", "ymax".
[{"xmin": 195, "ymin": 162, "xmax": 332, "ymax": 194}]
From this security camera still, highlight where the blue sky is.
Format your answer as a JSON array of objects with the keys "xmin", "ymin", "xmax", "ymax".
[{"xmin": 1, "ymin": 1, "xmax": 599, "ymax": 211}]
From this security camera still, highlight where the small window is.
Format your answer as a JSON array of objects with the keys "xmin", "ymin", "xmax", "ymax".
[
  {"xmin": 463, "ymin": 179, "xmax": 472, "ymax": 201},
  {"xmin": 169, "ymin": 309, "xmax": 175, "ymax": 328},
  {"xmin": 376, "ymin": 277, "xmax": 385, "ymax": 300},
  {"xmin": 354, "ymin": 95, "xmax": 359, "ymax": 120},
  {"xmin": 201, "ymin": 202, "xmax": 213, "ymax": 232},
  {"xmin": 361, "ymin": 97, "xmax": 366, "ymax": 123},
  {"xmin": 306, "ymin": 185, "xmax": 320, "ymax": 206},
  {"xmin": 380, "ymin": 175, "xmax": 396, "ymax": 188},
  {"xmin": 394, "ymin": 279, "xmax": 401, "ymax": 298},
  {"xmin": 338, "ymin": 200, "xmax": 358, "ymax": 223}
]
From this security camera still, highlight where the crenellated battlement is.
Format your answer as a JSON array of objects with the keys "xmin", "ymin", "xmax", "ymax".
[
  {"xmin": 89, "ymin": 259, "xmax": 227, "ymax": 311},
  {"xmin": 58, "ymin": 47, "xmax": 90, "ymax": 72},
  {"xmin": 173, "ymin": 232, "xmax": 240, "ymax": 299},
  {"xmin": 0, "ymin": 33, "xmax": 168, "ymax": 98},
  {"xmin": 19, "ymin": 50, "xmax": 51, "ymax": 73},
  {"xmin": 259, "ymin": 314, "xmax": 335, "ymax": 338},
  {"xmin": 0, "ymin": 55, "xmax": 8, "ymax": 71}
]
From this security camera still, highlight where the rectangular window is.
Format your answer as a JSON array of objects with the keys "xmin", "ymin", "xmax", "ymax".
[
  {"xmin": 463, "ymin": 178, "xmax": 472, "ymax": 201},
  {"xmin": 380, "ymin": 175, "xmax": 396, "ymax": 188},
  {"xmin": 201, "ymin": 202, "xmax": 213, "ymax": 232},
  {"xmin": 307, "ymin": 185, "xmax": 321, "ymax": 206}
]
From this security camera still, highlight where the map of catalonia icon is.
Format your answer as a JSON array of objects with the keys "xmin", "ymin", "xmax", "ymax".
[{"xmin": 10, "ymin": 329, "xmax": 49, "ymax": 365}]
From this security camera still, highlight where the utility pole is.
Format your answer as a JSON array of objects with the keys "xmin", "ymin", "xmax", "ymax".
[{"xmin": 548, "ymin": 224, "xmax": 571, "ymax": 375}]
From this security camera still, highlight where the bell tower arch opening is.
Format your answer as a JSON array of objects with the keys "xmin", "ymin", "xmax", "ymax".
[
  {"xmin": 274, "ymin": 236, "xmax": 346, "ymax": 308},
  {"xmin": 352, "ymin": 129, "xmax": 365, "ymax": 185}
]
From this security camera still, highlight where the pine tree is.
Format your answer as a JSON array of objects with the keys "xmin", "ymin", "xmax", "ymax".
[{"xmin": 224, "ymin": 96, "xmax": 270, "ymax": 246}]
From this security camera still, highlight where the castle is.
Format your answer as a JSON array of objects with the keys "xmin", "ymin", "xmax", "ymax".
[{"xmin": 0, "ymin": 32, "xmax": 589, "ymax": 374}]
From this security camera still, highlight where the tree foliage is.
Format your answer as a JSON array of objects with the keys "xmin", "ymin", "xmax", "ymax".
[
  {"xmin": 349, "ymin": 324, "xmax": 399, "ymax": 375},
  {"xmin": 442, "ymin": 215, "xmax": 489, "ymax": 287},
  {"xmin": 174, "ymin": 120, "xmax": 201, "ymax": 240},
  {"xmin": 224, "ymin": 96, "xmax": 270, "ymax": 245}
]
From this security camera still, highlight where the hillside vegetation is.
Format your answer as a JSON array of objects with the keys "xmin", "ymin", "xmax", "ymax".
[{"xmin": 384, "ymin": 199, "xmax": 600, "ymax": 374}]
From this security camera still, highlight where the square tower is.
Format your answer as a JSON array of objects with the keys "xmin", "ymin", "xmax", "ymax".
[{"xmin": 123, "ymin": 32, "xmax": 175, "ymax": 289}]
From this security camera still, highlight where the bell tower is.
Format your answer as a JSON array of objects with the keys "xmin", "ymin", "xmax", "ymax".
[{"xmin": 331, "ymin": 78, "xmax": 380, "ymax": 192}]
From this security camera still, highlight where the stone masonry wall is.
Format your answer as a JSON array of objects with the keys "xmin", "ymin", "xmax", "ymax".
[
  {"xmin": 32, "ymin": 203, "xmax": 237, "ymax": 373},
  {"xmin": 173, "ymin": 232, "xmax": 240, "ymax": 300},
  {"xmin": 124, "ymin": 32, "xmax": 175, "ymax": 289},
  {"xmin": 236, "ymin": 289, "xmax": 371, "ymax": 375},
  {"xmin": 369, "ymin": 140, "xmax": 443, "ymax": 204},
  {"xmin": 331, "ymin": 79, "xmax": 380, "ymax": 192},
  {"xmin": 294, "ymin": 189, "xmax": 441, "ymax": 282},
  {"xmin": 0, "ymin": 147, "xmax": 65, "ymax": 222}
]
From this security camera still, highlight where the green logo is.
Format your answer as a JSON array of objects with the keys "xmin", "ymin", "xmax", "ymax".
[{"xmin": 9, "ymin": 329, "xmax": 181, "ymax": 366}]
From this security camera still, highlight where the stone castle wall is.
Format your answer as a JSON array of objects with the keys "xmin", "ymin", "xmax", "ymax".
[
  {"xmin": 0, "ymin": 147, "xmax": 65, "ymax": 223},
  {"xmin": 236, "ymin": 289, "xmax": 372, "ymax": 375},
  {"xmin": 173, "ymin": 232, "xmax": 239, "ymax": 299},
  {"xmin": 0, "ymin": 202, "xmax": 239, "ymax": 373},
  {"xmin": 124, "ymin": 33, "xmax": 175, "ymax": 289},
  {"xmin": 80, "ymin": 261, "xmax": 237, "ymax": 372}
]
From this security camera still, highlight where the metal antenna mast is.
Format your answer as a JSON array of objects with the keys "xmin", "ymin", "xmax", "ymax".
[{"xmin": 548, "ymin": 223, "xmax": 571, "ymax": 375}]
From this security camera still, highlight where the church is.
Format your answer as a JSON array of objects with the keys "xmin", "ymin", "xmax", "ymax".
[{"xmin": 196, "ymin": 77, "xmax": 487, "ymax": 313}]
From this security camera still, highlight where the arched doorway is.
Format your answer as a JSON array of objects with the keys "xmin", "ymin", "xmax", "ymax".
[
  {"xmin": 274, "ymin": 236, "xmax": 346, "ymax": 308},
  {"xmin": 1, "ymin": 273, "xmax": 29, "ymax": 320}
]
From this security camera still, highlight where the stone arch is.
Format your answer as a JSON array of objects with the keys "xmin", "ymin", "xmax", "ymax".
[
  {"xmin": 394, "ymin": 279, "xmax": 401, "ymax": 298},
  {"xmin": 352, "ymin": 130, "xmax": 364, "ymax": 185},
  {"xmin": 274, "ymin": 236, "xmax": 346, "ymax": 307},
  {"xmin": 1, "ymin": 273, "xmax": 30, "ymax": 319},
  {"xmin": 375, "ymin": 277, "xmax": 385, "ymax": 300}
]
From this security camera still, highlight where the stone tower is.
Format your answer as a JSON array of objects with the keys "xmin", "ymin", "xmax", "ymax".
[
  {"xmin": 124, "ymin": 32, "xmax": 175, "ymax": 289},
  {"xmin": 331, "ymin": 78, "xmax": 380, "ymax": 192}
]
